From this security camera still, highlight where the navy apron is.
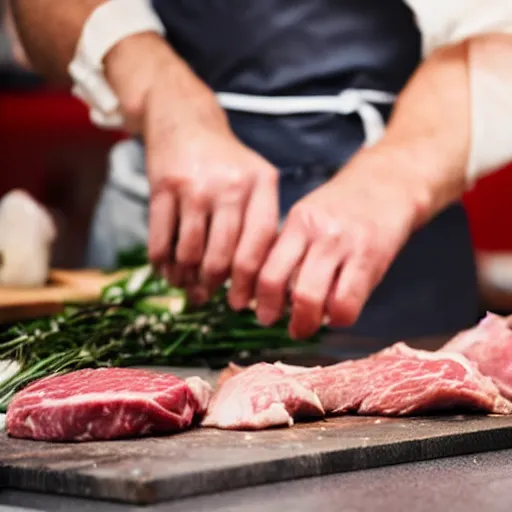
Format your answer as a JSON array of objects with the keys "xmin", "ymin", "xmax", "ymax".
[{"xmin": 86, "ymin": 0, "xmax": 479, "ymax": 342}]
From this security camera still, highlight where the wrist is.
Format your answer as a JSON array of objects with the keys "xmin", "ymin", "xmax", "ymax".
[
  {"xmin": 104, "ymin": 33, "xmax": 223, "ymax": 133},
  {"xmin": 339, "ymin": 143, "xmax": 445, "ymax": 230},
  {"xmin": 379, "ymin": 136, "xmax": 467, "ymax": 225}
]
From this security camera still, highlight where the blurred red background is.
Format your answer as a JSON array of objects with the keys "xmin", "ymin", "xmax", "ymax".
[{"xmin": 0, "ymin": 86, "xmax": 125, "ymax": 267}]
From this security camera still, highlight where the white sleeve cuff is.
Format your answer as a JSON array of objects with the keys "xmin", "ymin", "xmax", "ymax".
[
  {"xmin": 404, "ymin": 0, "xmax": 512, "ymax": 185},
  {"xmin": 69, "ymin": 0, "xmax": 165, "ymax": 129},
  {"xmin": 404, "ymin": 0, "xmax": 512, "ymax": 57},
  {"xmin": 467, "ymin": 41, "xmax": 512, "ymax": 185}
]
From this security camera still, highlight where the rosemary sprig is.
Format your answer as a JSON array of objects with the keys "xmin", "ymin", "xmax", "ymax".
[{"xmin": 0, "ymin": 248, "xmax": 319, "ymax": 410}]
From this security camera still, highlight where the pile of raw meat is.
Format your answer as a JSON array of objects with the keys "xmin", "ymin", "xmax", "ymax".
[{"xmin": 6, "ymin": 313, "xmax": 512, "ymax": 441}]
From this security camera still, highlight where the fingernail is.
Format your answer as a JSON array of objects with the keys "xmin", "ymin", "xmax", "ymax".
[
  {"xmin": 228, "ymin": 290, "xmax": 248, "ymax": 311},
  {"xmin": 257, "ymin": 308, "xmax": 275, "ymax": 326},
  {"xmin": 289, "ymin": 327, "xmax": 306, "ymax": 341}
]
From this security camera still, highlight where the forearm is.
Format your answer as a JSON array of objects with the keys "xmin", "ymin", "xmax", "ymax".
[
  {"xmin": 103, "ymin": 33, "xmax": 222, "ymax": 134},
  {"xmin": 379, "ymin": 34, "xmax": 512, "ymax": 228},
  {"xmin": 350, "ymin": 34, "xmax": 512, "ymax": 231},
  {"xmin": 370, "ymin": 41, "xmax": 471, "ymax": 226},
  {"xmin": 10, "ymin": 0, "xmax": 107, "ymax": 81},
  {"xmin": 11, "ymin": 0, "xmax": 222, "ymax": 133}
]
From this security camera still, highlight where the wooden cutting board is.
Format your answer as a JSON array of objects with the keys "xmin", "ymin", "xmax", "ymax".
[
  {"xmin": 0, "ymin": 269, "xmax": 127, "ymax": 324},
  {"xmin": 1, "ymin": 414, "xmax": 512, "ymax": 505}
]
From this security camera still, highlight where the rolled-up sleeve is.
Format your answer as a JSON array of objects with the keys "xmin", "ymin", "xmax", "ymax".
[{"xmin": 404, "ymin": 0, "xmax": 512, "ymax": 184}]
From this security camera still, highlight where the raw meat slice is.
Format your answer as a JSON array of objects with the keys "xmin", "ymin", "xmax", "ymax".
[
  {"xmin": 358, "ymin": 343, "xmax": 511, "ymax": 415},
  {"xmin": 215, "ymin": 361, "xmax": 319, "ymax": 389},
  {"xmin": 217, "ymin": 362, "xmax": 245, "ymax": 388},
  {"xmin": 6, "ymin": 367, "xmax": 213, "ymax": 442},
  {"xmin": 293, "ymin": 359, "xmax": 376, "ymax": 414},
  {"xmin": 215, "ymin": 342, "xmax": 511, "ymax": 424},
  {"xmin": 273, "ymin": 361, "xmax": 322, "ymax": 374},
  {"xmin": 202, "ymin": 362, "xmax": 324, "ymax": 430},
  {"xmin": 441, "ymin": 313, "xmax": 512, "ymax": 399},
  {"xmin": 297, "ymin": 343, "xmax": 511, "ymax": 416}
]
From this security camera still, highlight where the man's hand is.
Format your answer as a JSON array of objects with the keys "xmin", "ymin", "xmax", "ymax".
[
  {"xmin": 104, "ymin": 34, "xmax": 279, "ymax": 304},
  {"xmin": 255, "ymin": 148, "xmax": 431, "ymax": 339},
  {"xmin": 256, "ymin": 41, "xmax": 474, "ymax": 339},
  {"xmin": 146, "ymin": 108, "xmax": 279, "ymax": 305}
]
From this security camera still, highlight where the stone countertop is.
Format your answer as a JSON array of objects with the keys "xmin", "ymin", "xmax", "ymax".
[{"xmin": 1, "ymin": 448, "xmax": 511, "ymax": 512}]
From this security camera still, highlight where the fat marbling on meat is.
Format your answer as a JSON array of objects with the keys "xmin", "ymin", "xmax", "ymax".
[
  {"xmin": 202, "ymin": 362, "xmax": 324, "ymax": 430},
  {"xmin": 441, "ymin": 313, "xmax": 512, "ymax": 400},
  {"xmin": 6, "ymin": 367, "xmax": 213, "ymax": 441}
]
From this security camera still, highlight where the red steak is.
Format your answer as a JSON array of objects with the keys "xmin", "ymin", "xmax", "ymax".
[{"xmin": 6, "ymin": 367, "xmax": 213, "ymax": 441}]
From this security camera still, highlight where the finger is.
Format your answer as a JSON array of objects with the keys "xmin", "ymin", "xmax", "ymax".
[
  {"xmin": 289, "ymin": 242, "xmax": 343, "ymax": 339},
  {"xmin": 183, "ymin": 265, "xmax": 200, "ymax": 288},
  {"xmin": 327, "ymin": 246, "xmax": 387, "ymax": 327},
  {"xmin": 148, "ymin": 189, "xmax": 177, "ymax": 266},
  {"xmin": 174, "ymin": 197, "xmax": 209, "ymax": 284},
  {"xmin": 165, "ymin": 263, "xmax": 207, "ymax": 303},
  {"xmin": 161, "ymin": 262, "xmax": 186, "ymax": 288},
  {"xmin": 229, "ymin": 176, "xmax": 279, "ymax": 311},
  {"xmin": 255, "ymin": 225, "xmax": 308, "ymax": 326},
  {"xmin": 186, "ymin": 284, "xmax": 210, "ymax": 306},
  {"xmin": 201, "ymin": 204, "xmax": 243, "ymax": 296},
  {"xmin": 182, "ymin": 266, "xmax": 209, "ymax": 305}
]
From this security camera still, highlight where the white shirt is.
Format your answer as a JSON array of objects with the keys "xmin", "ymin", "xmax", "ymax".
[
  {"xmin": 73, "ymin": 0, "xmax": 512, "ymax": 186},
  {"xmin": 405, "ymin": 0, "xmax": 512, "ymax": 184}
]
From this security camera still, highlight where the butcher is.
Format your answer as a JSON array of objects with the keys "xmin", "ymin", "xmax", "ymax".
[{"xmin": 9, "ymin": 1, "xmax": 512, "ymax": 341}]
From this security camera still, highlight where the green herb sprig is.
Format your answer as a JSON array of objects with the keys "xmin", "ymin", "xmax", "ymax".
[{"xmin": 0, "ymin": 250, "xmax": 318, "ymax": 412}]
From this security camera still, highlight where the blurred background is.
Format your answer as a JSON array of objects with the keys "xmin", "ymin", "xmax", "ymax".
[
  {"xmin": 1, "ymin": 1, "xmax": 512, "ymax": 310},
  {"xmin": 0, "ymin": 0, "xmax": 125, "ymax": 270}
]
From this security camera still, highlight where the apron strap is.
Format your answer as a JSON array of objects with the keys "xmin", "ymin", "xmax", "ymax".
[{"xmin": 216, "ymin": 89, "xmax": 396, "ymax": 147}]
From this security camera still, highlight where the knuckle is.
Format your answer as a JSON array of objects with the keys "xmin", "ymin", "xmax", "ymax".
[
  {"xmin": 287, "ymin": 204, "xmax": 307, "ymax": 228},
  {"xmin": 187, "ymin": 186, "xmax": 210, "ymax": 208},
  {"xmin": 150, "ymin": 172, "xmax": 183, "ymax": 195},
  {"xmin": 318, "ymin": 229, "xmax": 343, "ymax": 252},
  {"xmin": 287, "ymin": 202, "xmax": 318, "ymax": 231},
  {"xmin": 176, "ymin": 242, "xmax": 203, "ymax": 265},
  {"xmin": 258, "ymin": 272, "xmax": 283, "ymax": 294},
  {"xmin": 217, "ymin": 171, "xmax": 248, "ymax": 206},
  {"xmin": 358, "ymin": 244, "xmax": 378, "ymax": 268},
  {"xmin": 288, "ymin": 203, "xmax": 304, "ymax": 221},
  {"xmin": 175, "ymin": 251, "xmax": 198, "ymax": 266},
  {"xmin": 223, "ymin": 169, "xmax": 246, "ymax": 192},
  {"xmin": 353, "ymin": 219, "xmax": 378, "ymax": 246},
  {"xmin": 203, "ymin": 259, "xmax": 229, "ymax": 280},
  {"xmin": 233, "ymin": 257, "xmax": 259, "ymax": 279},
  {"xmin": 293, "ymin": 289, "xmax": 322, "ymax": 310}
]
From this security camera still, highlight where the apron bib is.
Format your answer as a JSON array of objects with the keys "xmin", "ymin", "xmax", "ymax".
[{"xmin": 86, "ymin": 0, "xmax": 479, "ymax": 341}]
